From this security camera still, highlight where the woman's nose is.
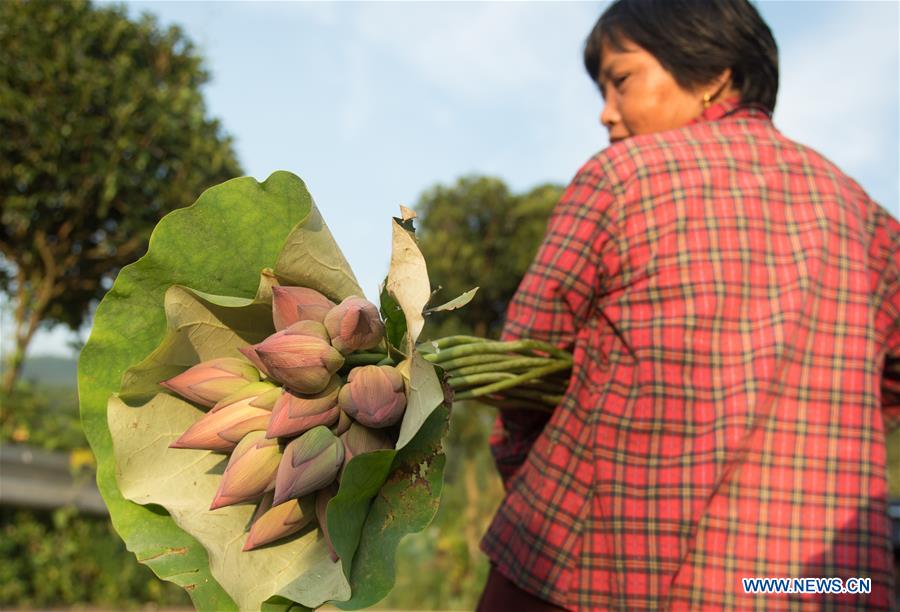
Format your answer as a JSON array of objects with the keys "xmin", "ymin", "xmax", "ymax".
[{"xmin": 600, "ymin": 97, "xmax": 619, "ymax": 129}]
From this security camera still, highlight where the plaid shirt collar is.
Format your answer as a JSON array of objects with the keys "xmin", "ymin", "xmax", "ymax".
[{"xmin": 690, "ymin": 96, "xmax": 772, "ymax": 125}]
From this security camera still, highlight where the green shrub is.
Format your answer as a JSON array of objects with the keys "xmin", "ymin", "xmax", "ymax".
[
  {"xmin": 0, "ymin": 382, "xmax": 86, "ymax": 452},
  {"xmin": 0, "ymin": 507, "xmax": 189, "ymax": 608}
]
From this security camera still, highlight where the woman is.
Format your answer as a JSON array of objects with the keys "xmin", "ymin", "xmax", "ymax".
[{"xmin": 477, "ymin": 0, "xmax": 898, "ymax": 609}]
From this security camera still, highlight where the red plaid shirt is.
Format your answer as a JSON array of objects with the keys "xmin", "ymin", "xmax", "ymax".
[{"xmin": 481, "ymin": 99, "xmax": 900, "ymax": 610}]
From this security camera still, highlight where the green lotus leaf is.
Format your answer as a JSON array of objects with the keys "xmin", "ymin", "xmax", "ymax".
[
  {"xmin": 80, "ymin": 170, "xmax": 451, "ymax": 610},
  {"xmin": 79, "ymin": 172, "xmax": 361, "ymax": 610},
  {"xmin": 119, "ymin": 275, "xmax": 276, "ymax": 405},
  {"xmin": 274, "ymin": 200, "xmax": 364, "ymax": 303}
]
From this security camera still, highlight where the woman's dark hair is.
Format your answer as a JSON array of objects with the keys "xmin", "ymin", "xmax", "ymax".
[{"xmin": 583, "ymin": 0, "xmax": 779, "ymax": 113}]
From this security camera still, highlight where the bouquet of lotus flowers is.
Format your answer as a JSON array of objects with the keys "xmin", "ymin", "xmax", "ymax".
[{"xmin": 78, "ymin": 171, "xmax": 571, "ymax": 611}]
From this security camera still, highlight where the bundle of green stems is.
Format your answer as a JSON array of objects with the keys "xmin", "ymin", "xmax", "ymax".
[{"xmin": 343, "ymin": 335, "xmax": 573, "ymax": 413}]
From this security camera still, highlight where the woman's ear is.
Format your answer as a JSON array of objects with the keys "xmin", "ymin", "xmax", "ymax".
[
  {"xmin": 715, "ymin": 68, "xmax": 734, "ymax": 92},
  {"xmin": 705, "ymin": 68, "xmax": 736, "ymax": 104}
]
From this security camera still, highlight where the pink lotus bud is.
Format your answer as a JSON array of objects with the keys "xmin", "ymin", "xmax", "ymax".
[
  {"xmin": 169, "ymin": 385, "xmax": 273, "ymax": 452},
  {"xmin": 285, "ymin": 320, "xmax": 332, "ymax": 342},
  {"xmin": 243, "ymin": 322, "xmax": 344, "ymax": 394},
  {"xmin": 330, "ymin": 409, "xmax": 352, "ymax": 436},
  {"xmin": 238, "ymin": 345, "xmax": 272, "ymax": 379},
  {"xmin": 209, "ymin": 381, "xmax": 281, "ymax": 414},
  {"xmin": 161, "ymin": 358, "xmax": 259, "ymax": 408},
  {"xmin": 210, "ymin": 431, "xmax": 281, "ymax": 510},
  {"xmin": 337, "ymin": 365, "xmax": 406, "ymax": 428},
  {"xmin": 243, "ymin": 491, "xmax": 315, "ymax": 551},
  {"xmin": 323, "ymin": 296, "xmax": 385, "ymax": 354},
  {"xmin": 266, "ymin": 377, "xmax": 341, "ymax": 439},
  {"xmin": 339, "ymin": 422, "xmax": 393, "ymax": 477},
  {"xmin": 273, "ymin": 426, "xmax": 344, "ymax": 505},
  {"xmin": 316, "ymin": 483, "xmax": 340, "ymax": 562},
  {"xmin": 272, "ymin": 286, "xmax": 336, "ymax": 330}
]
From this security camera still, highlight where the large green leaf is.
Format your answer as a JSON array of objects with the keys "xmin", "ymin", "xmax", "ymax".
[
  {"xmin": 119, "ymin": 277, "xmax": 275, "ymax": 405},
  {"xmin": 78, "ymin": 171, "xmax": 358, "ymax": 610},
  {"xmin": 81, "ymin": 170, "xmax": 452, "ymax": 611},
  {"xmin": 274, "ymin": 201, "xmax": 365, "ymax": 303}
]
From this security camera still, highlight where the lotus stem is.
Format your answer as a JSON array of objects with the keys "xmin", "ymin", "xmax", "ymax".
[
  {"xmin": 452, "ymin": 356, "xmax": 556, "ymax": 377},
  {"xmin": 453, "ymin": 360, "xmax": 572, "ymax": 398},
  {"xmin": 428, "ymin": 335, "xmax": 491, "ymax": 350},
  {"xmin": 424, "ymin": 340, "xmax": 571, "ymax": 364},
  {"xmin": 428, "ymin": 353, "xmax": 510, "ymax": 372},
  {"xmin": 447, "ymin": 372, "xmax": 518, "ymax": 389}
]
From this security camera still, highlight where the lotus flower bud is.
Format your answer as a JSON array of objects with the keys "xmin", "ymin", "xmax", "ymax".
[
  {"xmin": 340, "ymin": 422, "xmax": 393, "ymax": 461},
  {"xmin": 243, "ymin": 491, "xmax": 315, "ymax": 551},
  {"xmin": 273, "ymin": 426, "xmax": 344, "ymax": 505},
  {"xmin": 285, "ymin": 320, "xmax": 331, "ymax": 342},
  {"xmin": 170, "ymin": 384, "xmax": 274, "ymax": 452},
  {"xmin": 243, "ymin": 322, "xmax": 344, "ymax": 394},
  {"xmin": 210, "ymin": 431, "xmax": 281, "ymax": 510},
  {"xmin": 267, "ymin": 377, "xmax": 341, "ymax": 439},
  {"xmin": 272, "ymin": 286, "xmax": 336, "ymax": 331},
  {"xmin": 238, "ymin": 345, "xmax": 272, "ymax": 379},
  {"xmin": 339, "ymin": 422, "xmax": 393, "ymax": 477},
  {"xmin": 210, "ymin": 381, "xmax": 281, "ymax": 413},
  {"xmin": 330, "ymin": 409, "xmax": 352, "ymax": 436},
  {"xmin": 161, "ymin": 358, "xmax": 259, "ymax": 408},
  {"xmin": 316, "ymin": 483, "xmax": 340, "ymax": 562},
  {"xmin": 323, "ymin": 296, "xmax": 385, "ymax": 354},
  {"xmin": 338, "ymin": 365, "xmax": 406, "ymax": 428}
]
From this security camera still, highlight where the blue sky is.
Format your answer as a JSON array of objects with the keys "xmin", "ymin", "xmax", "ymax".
[{"xmin": 12, "ymin": 0, "xmax": 900, "ymax": 357}]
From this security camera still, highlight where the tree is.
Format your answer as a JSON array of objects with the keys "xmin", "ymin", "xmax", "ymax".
[
  {"xmin": 0, "ymin": 0, "xmax": 243, "ymax": 391},
  {"xmin": 415, "ymin": 175, "xmax": 563, "ymax": 340}
]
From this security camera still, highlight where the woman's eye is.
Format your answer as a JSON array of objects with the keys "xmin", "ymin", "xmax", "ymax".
[{"xmin": 613, "ymin": 74, "xmax": 628, "ymax": 88}]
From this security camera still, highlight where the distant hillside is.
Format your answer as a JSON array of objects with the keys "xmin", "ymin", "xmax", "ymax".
[{"xmin": 17, "ymin": 355, "xmax": 78, "ymax": 388}]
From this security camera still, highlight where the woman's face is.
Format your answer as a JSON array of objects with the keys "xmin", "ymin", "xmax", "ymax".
[{"xmin": 597, "ymin": 37, "xmax": 714, "ymax": 143}]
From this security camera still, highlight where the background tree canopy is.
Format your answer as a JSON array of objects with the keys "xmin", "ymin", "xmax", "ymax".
[
  {"xmin": 416, "ymin": 176, "xmax": 562, "ymax": 340},
  {"xmin": 0, "ymin": 0, "xmax": 242, "ymax": 390}
]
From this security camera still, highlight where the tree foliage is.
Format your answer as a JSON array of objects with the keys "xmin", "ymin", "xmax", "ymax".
[
  {"xmin": 415, "ymin": 176, "xmax": 562, "ymax": 340},
  {"xmin": 0, "ymin": 0, "xmax": 242, "ymax": 390}
]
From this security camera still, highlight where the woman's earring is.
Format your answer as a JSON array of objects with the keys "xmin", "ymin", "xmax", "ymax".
[{"xmin": 702, "ymin": 92, "xmax": 712, "ymax": 109}]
